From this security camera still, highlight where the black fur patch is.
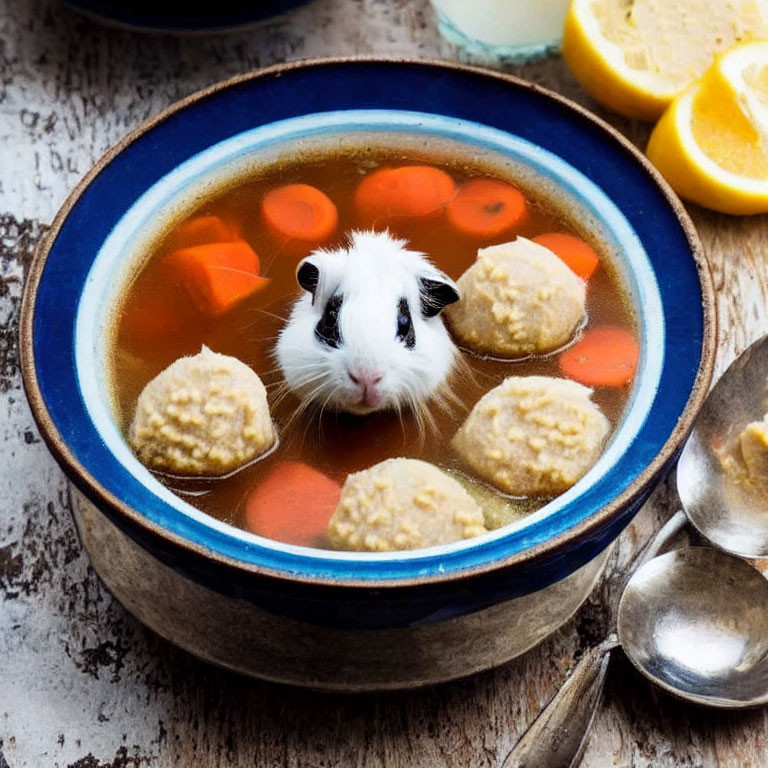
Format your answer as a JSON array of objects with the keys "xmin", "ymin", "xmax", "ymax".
[
  {"xmin": 396, "ymin": 297, "xmax": 415, "ymax": 349},
  {"xmin": 297, "ymin": 261, "xmax": 320, "ymax": 301},
  {"xmin": 419, "ymin": 277, "xmax": 460, "ymax": 318},
  {"xmin": 315, "ymin": 293, "xmax": 343, "ymax": 348}
]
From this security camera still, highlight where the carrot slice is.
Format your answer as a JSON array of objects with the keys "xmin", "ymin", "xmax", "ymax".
[
  {"xmin": 175, "ymin": 215, "xmax": 239, "ymax": 248},
  {"xmin": 262, "ymin": 184, "xmax": 338, "ymax": 255},
  {"xmin": 533, "ymin": 233, "xmax": 600, "ymax": 281},
  {"xmin": 171, "ymin": 240, "xmax": 268, "ymax": 317},
  {"xmin": 245, "ymin": 461, "xmax": 342, "ymax": 548},
  {"xmin": 354, "ymin": 165, "xmax": 456, "ymax": 226},
  {"xmin": 446, "ymin": 179, "xmax": 528, "ymax": 240},
  {"xmin": 559, "ymin": 326, "xmax": 639, "ymax": 388}
]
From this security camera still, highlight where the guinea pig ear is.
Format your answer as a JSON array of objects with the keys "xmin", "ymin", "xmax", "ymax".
[
  {"xmin": 296, "ymin": 258, "xmax": 320, "ymax": 303},
  {"xmin": 419, "ymin": 272, "xmax": 460, "ymax": 318}
]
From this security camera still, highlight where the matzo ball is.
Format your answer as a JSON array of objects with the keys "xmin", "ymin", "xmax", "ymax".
[
  {"xmin": 452, "ymin": 376, "xmax": 609, "ymax": 496},
  {"xmin": 446, "ymin": 237, "xmax": 586, "ymax": 357},
  {"xmin": 328, "ymin": 458, "xmax": 487, "ymax": 552},
  {"xmin": 129, "ymin": 346, "xmax": 275, "ymax": 476}
]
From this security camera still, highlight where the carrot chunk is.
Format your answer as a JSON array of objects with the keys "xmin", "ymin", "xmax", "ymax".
[
  {"xmin": 261, "ymin": 183, "xmax": 338, "ymax": 255},
  {"xmin": 171, "ymin": 240, "xmax": 268, "ymax": 317},
  {"xmin": 245, "ymin": 461, "xmax": 342, "ymax": 548},
  {"xmin": 559, "ymin": 326, "xmax": 639, "ymax": 388},
  {"xmin": 446, "ymin": 179, "xmax": 528, "ymax": 240},
  {"xmin": 533, "ymin": 233, "xmax": 600, "ymax": 281},
  {"xmin": 174, "ymin": 215, "xmax": 239, "ymax": 248},
  {"xmin": 354, "ymin": 165, "xmax": 456, "ymax": 226}
]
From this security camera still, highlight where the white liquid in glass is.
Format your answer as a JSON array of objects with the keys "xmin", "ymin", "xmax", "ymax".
[{"xmin": 431, "ymin": 0, "xmax": 571, "ymax": 49}]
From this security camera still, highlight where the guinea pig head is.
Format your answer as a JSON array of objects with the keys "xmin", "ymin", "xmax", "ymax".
[{"xmin": 275, "ymin": 230, "xmax": 460, "ymax": 415}]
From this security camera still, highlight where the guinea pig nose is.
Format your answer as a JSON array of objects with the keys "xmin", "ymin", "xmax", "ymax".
[{"xmin": 347, "ymin": 370, "xmax": 383, "ymax": 386}]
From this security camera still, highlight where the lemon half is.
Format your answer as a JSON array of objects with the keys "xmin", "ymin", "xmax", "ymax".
[
  {"xmin": 647, "ymin": 41, "xmax": 768, "ymax": 215},
  {"xmin": 563, "ymin": 0, "xmax": 768, "ymax": 121}
]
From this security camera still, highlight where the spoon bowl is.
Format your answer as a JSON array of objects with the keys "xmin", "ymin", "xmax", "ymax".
[
  {"xmin": 618, "ymin": 547, "xmax": 768, "ymax": 708},
  {"xmin": 678, "ymin": 333, "xmax": 768, "ymax": 558},
  {"xmin": 504, "ymin": 336, "xmax": 768, "ymax": 766}
]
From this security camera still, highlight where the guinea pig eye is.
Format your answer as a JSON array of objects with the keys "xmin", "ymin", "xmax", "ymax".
[
  {"xmin": 315, "ymin": 293, "xmax": 343, "ymax": 348},
  {"xmin": 396, "ymin": 298, "xmax": 415, "ymax": 349}
]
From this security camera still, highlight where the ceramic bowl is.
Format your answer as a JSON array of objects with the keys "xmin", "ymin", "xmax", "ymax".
[
  {"xmin": 61, "ymin": 0, "xmax": 315, "ymax": 32},
  {"xmin": 20, "ymin": 58, "xmax": 715, "ymax": 690}
]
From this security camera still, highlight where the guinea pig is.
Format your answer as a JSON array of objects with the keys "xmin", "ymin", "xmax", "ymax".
[{"xmin": 275, "ymin": 230, "xmax": 460, "ymax": 416}]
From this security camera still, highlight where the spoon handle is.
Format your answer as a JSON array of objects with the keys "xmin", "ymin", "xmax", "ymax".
[
  {"xmin": 501, "ymin": 636, "xmax": 617, "ymax": 768},
  {"xmin": 638, "ymin": 509, "xmax": 687, "ymax": 566},
  {"xmin": 503, "ymin": 510, "xmax": 688, "ymax": 768}
]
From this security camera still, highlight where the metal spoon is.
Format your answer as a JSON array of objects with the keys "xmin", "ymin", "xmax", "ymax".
[
  {"xmin": 677, "ymin": 333, "xmax": 768, "ymax": 558},
  {"xmin": 503, "ymin": 334, "xmax": 768, "ymax": 768},
  {"xmin": 617, "ymin": 545, "xmax": 768, "ymax": 708}
]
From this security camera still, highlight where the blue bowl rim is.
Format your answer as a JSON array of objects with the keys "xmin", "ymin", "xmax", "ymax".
[{"xmin": 20, "ymin": 56, "xmax": 716, "ymax": 588}]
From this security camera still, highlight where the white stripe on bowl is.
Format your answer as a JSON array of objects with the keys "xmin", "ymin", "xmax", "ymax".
[{"xmin": 74, "ymin": 109, "xmax": 664, "ymax": 565}]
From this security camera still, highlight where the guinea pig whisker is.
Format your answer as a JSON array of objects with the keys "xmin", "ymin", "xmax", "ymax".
[
  {"xmin": 427, "ymin": 391, "xmax": 447, "ymax": 419},
  {"xmin": 280, "ymin": 362, "xmax": 329, "ymax": 375},
  {"xmin": 269, "ymin": 370, "xmax": 330, "ymax": 397},
  {"xmin": 452, "ymin": 352, "xmax": 477, "ymax": 386},
  {"xmin": 292, "ymin": 372, "xmax": 333, "ymax": 395},
  {"xmin": 295, "ymin": 389, "xmax": 326, "ymax": 420},
  {"xmin": 394, "ymin": 401, "xmax": 407, "ymax": 440},
  {"xmin": 262, "ymin": 359, "xmax": 317, "ymax": 375},
  {"xmin": 284, "ymin": 391, "xmax": 316, "ymax": 426},
  {"xmin": 312, "ymin": 389, "xmax": 338, "ymax": 444},
  {"xmin": 284, "ymin": 381, "xmax": 329, "ymax": 432},
  {"xmin": 268, "ymin": 385, "xmax": 295, "ymax": 411},
  {"xmin": 431, "ymin": 382, "xmax": 465, "ymax": 418},
  {"xmin": 319, "ymin": 388, "xmax": 336, "ymax": 417},
  {"xmin": 296, "ymin": 393, "xmax": 330, "ymax": 453},
  {"xmin": 411, "ymin": 389, "xmax": 446, "ymax": 446},
  {"xmin": 260, "ymin": 238, "xmax": 294, "ymax": 274},
  {"xmin": 288, "ymin": 369, "xmax": 326, "ymax": 384},
  {"xmin": 278, "ymin": 389, "xmax": 311, "ymax": 430},
  {"xmin": 206, "ymin": 265, "xmax": 264, "ymax": 279},
  {"xmin": 245, "ymin": 307, "xmax": 290, "ymax": 324},
  {"xmin": 405, "ymin": 391, "xmax": 427, "ymax": 445},
  {"xmin": 248, "ymin": 335, "xmax": 280, "ymax": 344},
  {"xmin": 270, "ymin": 367, "xmax": 330, "ymax": 399},
  {"xmin": 420, "ymin": 400, "xmax": 439, "ymax": 441},
  {"xmin": 280, "ymin": 407, "xmax": 308, "ymax": 442},
  {"xmin": 263, "ymin": 370, "xmax": 295, "ymax": 387}
]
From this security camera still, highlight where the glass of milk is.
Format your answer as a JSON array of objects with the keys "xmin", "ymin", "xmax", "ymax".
[{"xmin": 431, "ymin": 0, "xmax": 572, "ymax": 62}]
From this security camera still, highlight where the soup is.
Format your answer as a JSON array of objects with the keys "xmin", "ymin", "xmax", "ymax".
[{"xmin": 109, "ymin": 140, "xmax": 638, "ymax": 549}]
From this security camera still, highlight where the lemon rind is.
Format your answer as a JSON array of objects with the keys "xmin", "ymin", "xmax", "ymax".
[
  {"xmin": 565, "ymin": 0, "xmax": 768, "ymax": 122},
  {"xmin": 649, "ymin": 84, "xmax": 768, "ymax": 215},
  {"xmin": 563, "ymin": 0, "xmax": 674, "ymax": 120},
  {"xmin": 711, "ymin": 40, "xmax": 768, "ymax": 145}
]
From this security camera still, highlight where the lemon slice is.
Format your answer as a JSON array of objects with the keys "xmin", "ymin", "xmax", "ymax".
[
  {"xmin": 562, "ymin": 0, "xmax": 768, "ymax": 121},
  {"xmin": 647, "ymin": 41, "xmax": 768, "ymax": 215}
]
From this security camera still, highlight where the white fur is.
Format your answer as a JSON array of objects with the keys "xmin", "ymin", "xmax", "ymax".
[{"xmin": 275, "ymin": 230, "xmax": 458, "ymax": 415}]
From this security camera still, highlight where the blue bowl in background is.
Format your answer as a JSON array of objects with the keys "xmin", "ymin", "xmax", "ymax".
[
  {"xmin": 20, "ymin": 58, "xmax": 715, "ymax": 689},
  {"xmin": 62, "ymin": 0, "xmax": 316, "ymax": 32}
]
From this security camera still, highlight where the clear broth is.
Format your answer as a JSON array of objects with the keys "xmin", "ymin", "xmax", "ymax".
[{"xmin": 109, "ymin": 144, "xmax": 637, "ymax": 548}]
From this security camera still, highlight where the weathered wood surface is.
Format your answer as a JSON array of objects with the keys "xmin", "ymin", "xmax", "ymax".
[{"xmin": 2, "ymin": 0, "xmax": 768, "ymax": 765}]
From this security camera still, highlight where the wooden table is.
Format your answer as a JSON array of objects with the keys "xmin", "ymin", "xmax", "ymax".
[{"xmin": 2, "ymin": 1, "xmax": 767, "ymax": 765}]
